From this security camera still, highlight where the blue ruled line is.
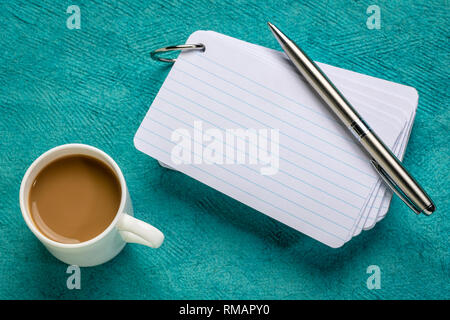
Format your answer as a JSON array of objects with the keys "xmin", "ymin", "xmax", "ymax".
[
  {"xmin": 148, "ymin": 104, "xmax": 362, "ymax": 215},
  {"xmin": 134, "ymin": 135, "xmax": 348, "ymax": 242},
  {"xmin": 155, "ymin": 94, "xmax": 369, "ymax": 204},
  {"xmin": 179, "ymin": 56, "xmax": 355, "ymax": 143},
  {"xmin": 141, "ymin": 121, "xmax": 354, "ymax": 229},
  {"xmin": 195, "ymin": 51, "xmax": 336, "ymax": 121},
  {"xmin": 161, "ymin": 80, "xmax": 375, "ymax": 183},
  {"xmin": 167, "ymin": 75, "xmax": 376, "ymax": 181},
  {"xmin": 172, "ymin": 68, "xmax": 367, "ymax": 162}
]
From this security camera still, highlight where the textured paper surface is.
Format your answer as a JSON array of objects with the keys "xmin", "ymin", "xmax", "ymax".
[{"xmin": 1, "ymin": 0, "xmax": 447, "ymax": 300}]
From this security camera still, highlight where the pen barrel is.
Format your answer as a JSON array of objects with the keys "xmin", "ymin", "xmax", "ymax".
[
  {"xmin": 276, "ymin": 33, "xmax": 361, "ymax": 127},
  {"xmin": 269, "ymin": 22, "xmax": 435, "ymax": 215},
  {"xmin": 360, "ymin": 131, "xmax": 434, "ymax": 214},
  {"xmin": 307, "ymin": 64, "xmax": 435, "ymax": 214},
  {"xmin": 304, "ymin": 60, "xmax": 435, "ymax": 213},
  {"xmin": 311, "ymin": 71, "xmax": 435, "ymax": 214},
  {"xmin": 304, "ymin": 57, "xmax": 435, "ymax": 214}
]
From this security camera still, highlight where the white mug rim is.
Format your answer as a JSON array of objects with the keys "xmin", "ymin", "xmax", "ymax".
[{"xmin": 19, "ymin": 144, "xmax": 127, "ymax": 249}]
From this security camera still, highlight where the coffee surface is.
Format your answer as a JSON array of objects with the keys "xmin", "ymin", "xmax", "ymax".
[{"xmin": 29, "ymin": 155, "xmax": 121, "ymax": 244}]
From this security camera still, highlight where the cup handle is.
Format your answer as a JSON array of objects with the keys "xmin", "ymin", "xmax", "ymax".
[{"xmin": 117, "ymin": 214, "xmax": 164, "ymax": 248}]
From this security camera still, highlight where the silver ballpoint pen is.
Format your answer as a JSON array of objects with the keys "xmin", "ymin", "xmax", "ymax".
[{"xmin": 268, "ymin": 22, "xmax": 436, "ymax": 215}]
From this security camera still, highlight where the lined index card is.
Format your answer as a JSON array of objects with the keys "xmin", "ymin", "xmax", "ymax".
[{"xmin": 135, "ymin": 31, "xmax": 417, "ymax": 247}]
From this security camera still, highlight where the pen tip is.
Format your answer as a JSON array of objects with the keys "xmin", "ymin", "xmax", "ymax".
[
  {"xmin": 267, "ymin": 22, "xmax": 284, "ymax": 44},
  {"xmin": 423, "ymin": 203, "xmax": 436, "ymax": 215}
]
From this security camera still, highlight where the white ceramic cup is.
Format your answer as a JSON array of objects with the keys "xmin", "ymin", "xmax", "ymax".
[{"xmin": 19, "ymin": 144, "xmax": 164, "ymax": 267}]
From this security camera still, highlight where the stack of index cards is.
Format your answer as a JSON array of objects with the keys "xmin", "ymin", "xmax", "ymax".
[{"xmin": 134, "ymin": 31, "xmax": 418, "ymax": 247}]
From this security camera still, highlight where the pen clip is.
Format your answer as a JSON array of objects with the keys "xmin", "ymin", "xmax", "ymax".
[{"xmin": 370, "ymin": 159, "xmax": 421, "ymax": 214}]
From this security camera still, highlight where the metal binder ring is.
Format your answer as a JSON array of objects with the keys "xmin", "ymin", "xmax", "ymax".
[{"xmin": 150, "ymin": 43, "xmax": 205, "ymax": 63}]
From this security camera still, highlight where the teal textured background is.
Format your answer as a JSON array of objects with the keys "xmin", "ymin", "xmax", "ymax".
[{"xmin": 0, "ymin": 0, "xmax": 448, "ymax": 299}]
